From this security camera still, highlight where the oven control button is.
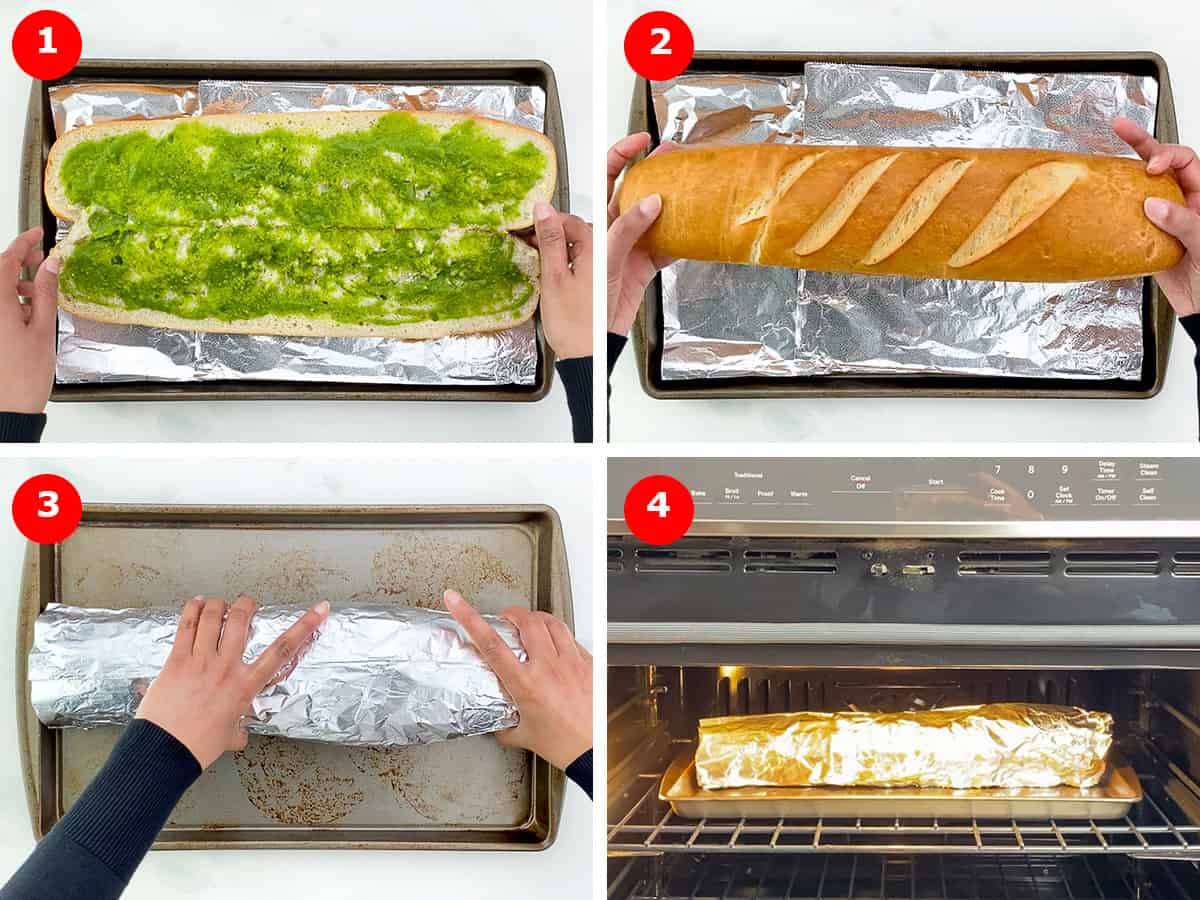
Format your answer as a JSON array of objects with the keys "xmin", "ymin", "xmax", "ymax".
[
  {"xmin": 869, "ymin": 562, "xmax": 889, "ymax": 576},
  {"xmin": 901, "ymin": 564, "xmax": 936, "ymax": 576}
]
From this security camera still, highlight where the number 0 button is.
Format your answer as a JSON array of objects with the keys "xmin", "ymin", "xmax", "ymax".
[
  {"xmin": 624, "ymin": 474, "xmax": 694, "ymax": 545},
  {"xmin": 12, "ymin": 474, "xmax": 82, "ymax": 544},
  {"xmin": 624, "ymin": 11, "xmax": 695, "ymax": 81}
]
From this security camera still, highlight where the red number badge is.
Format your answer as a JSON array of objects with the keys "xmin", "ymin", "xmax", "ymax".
[
  {"xmin": 12, "ymin": 474, "xmax": 82, "ymax": 544},
  {"xmin": 624, "ymin": 11, "xmax": 694, "ymax": 82},
  {"xmin": 624, "ymin": 474, "xmax": 694, "ymax": 545},
  {"xmin": 12, "ymin": 10, "xmax": 82, "ymax": 81}
]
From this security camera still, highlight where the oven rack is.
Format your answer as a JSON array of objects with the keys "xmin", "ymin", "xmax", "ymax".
[
  {"xmin": 607, "ymin": 773, "xmax": 1200, "ymax": 859},
  {"xmin": 609, "ymin": 853, "xmax": 1191, "ymax": 900}
]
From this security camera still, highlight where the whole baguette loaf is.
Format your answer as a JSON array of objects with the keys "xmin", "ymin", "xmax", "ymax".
[{"xmin": 617, "ymin": 144, "xmax": 1185, "ymax": 282}]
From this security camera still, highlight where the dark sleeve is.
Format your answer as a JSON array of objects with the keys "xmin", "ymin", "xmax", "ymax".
[
  {"xmin": 564, "ymin": 748, "xmax": 593, "ymax": 800},
  {"xmin": 607, "ymin": 332, "xmax": 628, "ymax": 378},
  {"xmin": 0, "ymin": 413, "xmax": 46, "ymax": 443},
  {"xmin": 1, "ymin": 720, "xmax": 201, "ymax": 900},
  {"xmin": 1180, "ymin": 315, "xmax": 1200, "ymax": 441},
  {"xmin": 554, "ymin": 356, "xmax": 593, "ymax": 443},
  {"xmin": 606, "ymin": 333, "xmax": 628, "ymax": 443}
]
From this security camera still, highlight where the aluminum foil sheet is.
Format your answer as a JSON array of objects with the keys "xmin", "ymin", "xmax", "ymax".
[
  {"xmin": 653, "ymin": 64, "xmax": 1157, "ymax": 381},
  {"xmin": 695, "ymin": 703, "xmax": 1114, "ymax": 791},
  {"xmin": 29, "ymin": 603, "xmax": 525, "ymax": 747},
  {"xmin": 49, "ymin": 82, "xmax": 198, "ymax": 133},
  {"xmin": 51, "ymin": 79, "xmax": 546, "ymax": 387}
]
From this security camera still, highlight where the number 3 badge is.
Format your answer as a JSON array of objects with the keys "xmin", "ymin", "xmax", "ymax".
[{"xmin": 12, "ymin": 474, "xmax": 82, "ymax": 544}]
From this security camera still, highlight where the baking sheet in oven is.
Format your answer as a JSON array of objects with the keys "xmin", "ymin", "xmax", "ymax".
[
  {"xmin": 18, "ymin": 504, "xmax": 571, "ymax": 849},
  {"xmin": 660, "ymin": 750, "xmax": 1141, "ymax": 821}
]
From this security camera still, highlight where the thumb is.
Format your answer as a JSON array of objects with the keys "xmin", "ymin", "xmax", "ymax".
[
  {"xmin": 607, "ymin": 194, "xmax": 662, "ymax": 280},
  {"xmin": 1145, "ymin": 197, "xmax": 1200, "ymax": 257},
  {"xmin": 533, "ymin": 201, "xmax": 569, "ymax": 287},
  {"xmin": 30, "ymin": 254, "xmax": 60, "ymax": 336}
]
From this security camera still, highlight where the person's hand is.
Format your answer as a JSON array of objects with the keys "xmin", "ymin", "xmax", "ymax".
[
  {"xmin": 606, "ymin": 133, "xmax": 678, "ymax": 337},
  {"xmin": 0, "ymin": 227, "xmax": 59, "ymax": 414},
  {"xmin": 136, "ymin": 595, "xmax": 330, "ymax": 769},
  {"xmin": 443, "ymin": 589, "xmax": 591, "ymax": 770},
  {"xmin": 1115, "ymin": 118, "xmax": 1200, "ymax": 316},
  {"xmin": 533, "ymin": 201, "xmax": 593, "ymax": 359}
]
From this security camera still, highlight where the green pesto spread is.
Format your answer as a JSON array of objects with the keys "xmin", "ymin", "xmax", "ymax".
[
  {"xmin": 60, "ymin": 112, "xmax": 547, "ymax": 230},
  {"xmin": 60, "ymin": 225, "xmax": 534, "ymax": 325}
]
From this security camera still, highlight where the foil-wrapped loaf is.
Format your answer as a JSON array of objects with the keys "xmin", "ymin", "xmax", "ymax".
[
  {"xmin": 29, "ymin": 603, "xmax": 525, "ymax": 747},
  {"xmin": 695, "ymin": 703, "xmax": 1113, "ymax": 790}
]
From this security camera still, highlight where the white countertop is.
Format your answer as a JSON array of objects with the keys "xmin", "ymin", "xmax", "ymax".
[
  {"xmin": 607, "ymin": 0, "xmax": 1200, "ymax": 443},
  {"xmin": 0, "ymin": 451, "xmax": 594, "ymax": 899},
  {"xmin": 0, "ymin": 0, "xmax": 594, "ymax": 443}
]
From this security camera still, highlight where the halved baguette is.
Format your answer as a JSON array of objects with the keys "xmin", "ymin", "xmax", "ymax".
[
  {"xmin": 50, "ymin": 214, "xmax": 540, "ymax": 341},
  {"xmin": 618, "ymin": 144, "xmax": 1185, "ymax": 283},
  {"xmin": 45, "ymin": 110, "xmax": 554, "ymax": 338},
  {"xmin": 46, "ymin": 109, "xmax": 557, "ymax": 231}
]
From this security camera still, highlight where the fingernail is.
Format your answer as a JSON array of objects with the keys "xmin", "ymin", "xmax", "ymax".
[
  {"xmin": 1145, "ymin": 197, "xmax": 1170, "ymax": 221},
  {"xmin": 44, "ymin": 256, "xmax": 61, "ymax": 274},
  {"xmin": 638, "ymin": 194, "xmax": 662, "ymax": 216},
  {"xmin": 443, "ymin": 589, "xmax": 460, "ymax": 605},
  {"xmin": 315, "ymin": 600, "xmax": 330, "ymax": 616},
  {"xmin": 533, "ymin": 201, "xmax": 555, "ymax": 222}
]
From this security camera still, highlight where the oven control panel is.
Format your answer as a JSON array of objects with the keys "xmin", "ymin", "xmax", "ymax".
[{"xmin": 608, "ymin": 457, "xmax": 1200, "ymax": 524}]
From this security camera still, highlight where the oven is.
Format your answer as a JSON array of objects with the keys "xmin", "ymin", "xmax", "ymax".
[{"xmin": 607, "ymin": 457, "xmax": 1200, "ymax": 899}]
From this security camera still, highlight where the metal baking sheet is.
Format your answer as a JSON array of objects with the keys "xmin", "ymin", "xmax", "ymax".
[
  {"xmin": 626, "ymin": 51, "xmax": 1177, "ymax": 400},
  {"xmin": 660, "ymin": 749, "xmax": 1142, "ymax": 821},
  {"xmin": 16, "ymin": 504, "xmax": 572, "ymax": 850},
  {"xmin": 20, "ymin": 58, "xmax": 570, "ymax": 403}
]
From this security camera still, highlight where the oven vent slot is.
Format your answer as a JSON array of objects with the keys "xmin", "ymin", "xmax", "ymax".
[
  {"xmin": 743, "ymin": 547, "xmax": 838, "ymax": 575},
  {"xmin": 957, "ymin": 550, "xmax": 1053, "ymax": 577},
  {"xmin": 1063, "ymin": 550, "xmax": 1161, "ymax": 577},
  {"xmin": 607, "ymin": 542, "xmax": 624, "ymax": 574},
  {"xmin": 1172, "ymin": 551, "xmax": 1200, "ymax": 577},
  {"xmin": 632, "ymin": 547, "xmax": 733, "ymax": 574}
]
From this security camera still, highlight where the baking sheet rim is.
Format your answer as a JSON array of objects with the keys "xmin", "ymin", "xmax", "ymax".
[{"xmin": 18, "ymin": 502, "xmax": 571, "ymax": 850}]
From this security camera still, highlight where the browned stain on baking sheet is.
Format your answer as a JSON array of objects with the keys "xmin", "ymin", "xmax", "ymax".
[
  {"xmin": 73, "ymin": 560, "xmax": 162, "ymax": 594},
  {"xmin": 368, "ymin": 538, "xmax": 519, "ymax": 609},
  {"xmin": 233, "ymin": 737, "xmax": 364, "ymax": 825},
  {"xmin": 227, "ymin": 547, "xmax": 350, "ymax": 605},
  {"xmin": 347, "ymin": 740, "xmax": 528, "ymax": 824}
]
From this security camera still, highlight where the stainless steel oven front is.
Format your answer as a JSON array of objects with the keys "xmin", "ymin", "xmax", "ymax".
[{"xmin": 608, "ymin": 457, "xmax": 1200, "ymax": 900}]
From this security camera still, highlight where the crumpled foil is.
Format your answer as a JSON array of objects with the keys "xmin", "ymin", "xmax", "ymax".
[
  {"xmin": 653, "ymin": 64, "xmax": 1157, "ymax": 381},
  {"xmin": 49, "ymin": 82, "xmax": 198, "ymax": 133},
  {"xmin": 694, "ymin": 703, "xmax": 1114, "ymax": 790},
  {"xmin": 51, "ymin": 79, "xmax": 546, "ymax": 387},
  {"xmin": 29, "ymin": 603, "xmax": 525, "ymax": 747}
]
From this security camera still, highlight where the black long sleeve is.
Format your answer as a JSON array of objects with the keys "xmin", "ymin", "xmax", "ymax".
[
  {"xmin": 606, "ymin": 332, "xmax": 628, "ymax": 442},
  {"xmin": 0, "ymin": 412, "xmax": 46, "ymax": 443},
  {"xmin": 1180, "ymin": 314, "xmax": 1200, "ymax": 441},
  {"xmin": 1, "ymin": 719, "xmax": 200, "ymax": 900},
  {"xmin": 565, "ymin": 748, "xmax": 593, "ymax": 799},
  {"xmin": 555, "ymin": 356, "xmax": 593, "ymax": 443}
]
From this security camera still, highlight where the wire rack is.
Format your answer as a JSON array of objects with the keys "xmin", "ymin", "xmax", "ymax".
[
  {"xmin": 611, "ymin": 853, "xmax": 1152, "ymax": 900},
  {"xmin": 608, "ymin": 772, "xmax": 1200, "ymax": 858}
]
